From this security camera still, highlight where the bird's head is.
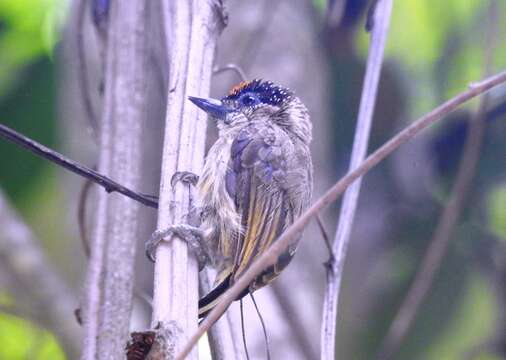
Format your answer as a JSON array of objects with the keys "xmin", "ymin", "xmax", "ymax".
[{"xmin": 189, "ymin": 79, "xmax": 312, "ymax": 144}]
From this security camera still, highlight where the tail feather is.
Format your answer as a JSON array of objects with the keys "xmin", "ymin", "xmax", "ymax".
[
  {"xmin": 198, "ymin": 275, "xmax": 231, "ymax": 319},
  {"xmin": 198, "ymin": 274, "xmax": 250, "ymax": 319}
]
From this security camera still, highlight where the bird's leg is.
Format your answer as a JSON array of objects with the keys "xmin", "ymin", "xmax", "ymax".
[
  {"xmin": 172, "ymin": 170, "xmax": 201, "ymax": 225},
  {"xmin": 145, "ymin": 171, "xmax": 209, "ymax": 270}
]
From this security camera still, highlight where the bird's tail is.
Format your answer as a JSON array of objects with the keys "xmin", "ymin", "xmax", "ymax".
[
  {"xmin": 198, "ymin": 273, "xmax": 250, "ymax": 319},
  {"xmin": 198, "ymin": 275, "xmax": 231, "ymax": 319}
]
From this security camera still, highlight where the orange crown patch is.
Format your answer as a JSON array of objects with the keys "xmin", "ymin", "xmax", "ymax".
[{"xmin": 228, "ymin": 80, "xmax": 252, "ymax": 97}]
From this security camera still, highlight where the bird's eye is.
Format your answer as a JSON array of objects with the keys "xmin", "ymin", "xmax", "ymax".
[{"xmin": 239, "ymin": 93, "xmax": 260, "ymax": 107}]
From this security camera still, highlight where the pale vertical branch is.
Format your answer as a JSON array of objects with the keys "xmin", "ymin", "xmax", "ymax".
[
  {"xmin": 0, "ymin": 189, "xmax": 80, "ymax": 358},
  {"xmin": 80, "ymin": 0, "xmax": 148, "ymax": 359},
  {"xmin": 320, "ymin": 1, "xmax": 393, "ymax": 359},
  {"xmin": 151, "ymin": 1, "xmax": 226, "ymax": 359},
  {"xmin": 376, "ymin": 2, "xmax": 499, "ymax": 359}
]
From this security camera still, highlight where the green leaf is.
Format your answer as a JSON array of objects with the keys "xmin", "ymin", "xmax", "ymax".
[
  {"xmin": 0, "ymin": 0, "xmax": 68, "ymax": 94},
  {"xmin": 0, "ymin": 312, "xmax": 65, "ymax": 360}
]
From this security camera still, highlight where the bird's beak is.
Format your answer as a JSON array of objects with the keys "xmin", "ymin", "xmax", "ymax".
[{"xmin": 188, "ymin": 96, "xmax": 232, "ymax": 121}]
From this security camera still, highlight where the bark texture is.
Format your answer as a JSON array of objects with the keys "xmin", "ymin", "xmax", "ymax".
[
  {"xmin": 151, "ymin": 1, "xmax": 226, "ymax": 359},
  {"xmin": 80, "ymin": 1, "xmax": 149, "ymax": 359}
]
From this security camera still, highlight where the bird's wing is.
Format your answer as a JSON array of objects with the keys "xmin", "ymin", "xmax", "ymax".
[{"xmin": 225, "ymin": 123, "xmax": 304, "ymax": 290}]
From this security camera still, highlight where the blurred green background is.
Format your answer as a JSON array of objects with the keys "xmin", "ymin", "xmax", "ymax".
[{"xmin": 0, "ymin": 0, "xmax": 505, "ymax": 359}]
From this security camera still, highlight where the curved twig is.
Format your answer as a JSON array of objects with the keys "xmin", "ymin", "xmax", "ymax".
[
  {"xmin": 78, "ymin": 177, "xmax": 94, "ymax": 257},
  {"xmin": 213, "ymin": 63, "xmax": 248, "ymax": 82},
  {"xmin": 77, "ymin": 0, "xmax": 99, "ymax": 136}
]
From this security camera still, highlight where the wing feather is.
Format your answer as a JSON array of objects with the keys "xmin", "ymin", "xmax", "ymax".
[
  {"xmin": 199, "ymin": 122, "xmax": 311, "ymax": 318},
  {"xmin": 225, "ymin": 124, "xmax": 296, "ymax": 288}
]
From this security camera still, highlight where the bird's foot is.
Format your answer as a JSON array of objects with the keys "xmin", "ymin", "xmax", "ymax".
[
  {"xmin": 170, "ymin": 171, "xmax": 199, "ymax": 188},
  {"xmin": 145, "ymin": 224, "xmax": 209, "ymax": 270},
  {"xmin": 170, "ymin": 171, "xmax": 202, "ymax": 225}
]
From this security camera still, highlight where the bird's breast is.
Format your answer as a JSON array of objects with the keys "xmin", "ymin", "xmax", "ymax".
[{"xmin": 197, "ymin": 137, "xmax": 242, "ymax": 235}]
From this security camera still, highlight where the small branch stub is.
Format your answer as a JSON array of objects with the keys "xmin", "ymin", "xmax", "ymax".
[
  {"xmin": 126, "ymin": 331, "xmax": 156, "ymax": 360},
  {"xmin": 146, "ymin": 323, "xmax": 183, "ymax": 360}
]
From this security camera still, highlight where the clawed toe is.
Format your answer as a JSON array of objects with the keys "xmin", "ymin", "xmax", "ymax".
[
  {"xmin": 145, "ymin": 229, "xmax": 173, "ymax": 262},
  {"xmin": 170, "ymin": 171, "xmax": 199, "ymax": 188},
  {"xmin": 145, "ymin": 224, "xmax": 209, "ymax": 269}
]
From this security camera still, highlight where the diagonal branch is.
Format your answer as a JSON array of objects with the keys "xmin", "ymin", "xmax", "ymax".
[
  {"xmin": 0, "ymin": 124, "xmax": 157, "ymax": 208},
  {"xmin": 321, "ymin": 0, "xmax": 393, "ymax": 358},
  {"xmin": 175, "ymin": 68, "xmax": 506, "ymax": 359},
  {"xmin": 376, "ymin": 2, "xmax": 500, "ymax": 359}
]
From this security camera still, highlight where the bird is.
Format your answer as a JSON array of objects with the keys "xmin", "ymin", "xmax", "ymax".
[{"xmin": 189, "ymin": 79, "xmax": 313, "ymax": 318}]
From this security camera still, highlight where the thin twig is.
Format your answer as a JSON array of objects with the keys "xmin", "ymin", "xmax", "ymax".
[
  {"xmin": 0, "ymin": 124, "xmax": 158, "ymax": 208},
  {"xmin": 175, "ymin": 67, "xmax": 506, "ymax": 360},
  {"xmin": 250, "ymin": 293, "xmax": 271, "ymax": 360},
  {"xmin": 240, "ymin": 300, "xmax": 251, "ymax": 360},
  {"xmin": 80, "ymin": 157, "xmax": 108, "ymax": 359},
  {"xmin": 321, "ymin": 0, "xmax": 393, "ymax": 358},
  {"xmin": 316, "ymin": 214, "xmax": 334, "ymax": 266},
  {"xmin": 78, "ymin": 177, "xmax": 94, "ymax": 257},
  {"xmin": 77, "ymin": 0, "xmax": 99, "ymax": 136},
  {"xmin": 213, "ymin": 63, "xmax": 248, "ymax": 82},
  {"xmin": 375, "ymin": 2, "xmax": 499, "ymax": 359}
]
